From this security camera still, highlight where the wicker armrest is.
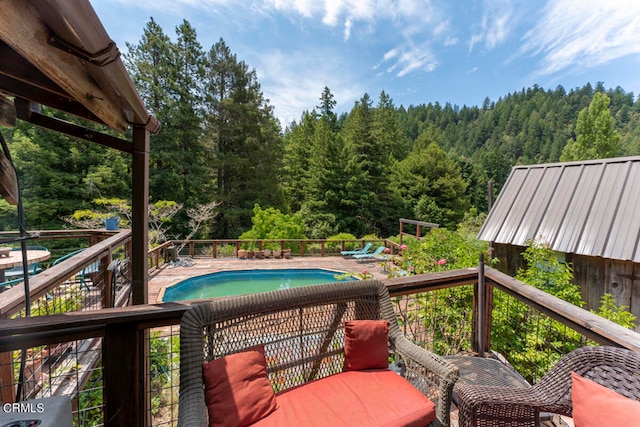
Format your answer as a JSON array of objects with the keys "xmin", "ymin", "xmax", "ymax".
[
  {"xmin": 393, "ymin": 337, "xmax": 459, "ymax": 427},
  {"xmin": 456, "ymin": 383, "xmax": 548, "ymax": 427},
  {"xmin": 455, "ymin": 347, "xmax": 640, "ymax": 427},
  {"xmin": 178, "ymin": 302, "xmax": 212, "ymax": 427}
]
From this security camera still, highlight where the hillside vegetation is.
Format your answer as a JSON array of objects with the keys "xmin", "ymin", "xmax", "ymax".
[{"xmin": 1, "ymin": 19, "xmax": 639, "ymax": 239}]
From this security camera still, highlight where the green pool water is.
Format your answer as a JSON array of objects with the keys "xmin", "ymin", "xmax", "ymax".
[{"xmin": 161, "ymin": 268, "xmax": 355, "ymax": 301}]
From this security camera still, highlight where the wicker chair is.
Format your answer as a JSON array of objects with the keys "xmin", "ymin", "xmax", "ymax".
[
  {"xmin": 456, "ymin": 346, "xmax": 640, "ymax": 427},
  {"xmin": 178, "ymin": 279, "xmax": 459, "ymax": 427}
]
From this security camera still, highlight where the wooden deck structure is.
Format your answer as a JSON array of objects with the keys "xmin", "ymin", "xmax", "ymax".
[{"xmin": 0, "ymin": 0, "xmax": 160, "ymax": 306}]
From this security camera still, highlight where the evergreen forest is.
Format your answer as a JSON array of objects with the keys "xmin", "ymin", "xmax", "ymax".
[{"xmin": 2, "ymin": 18, "xmax": 640, "ymax": 240}]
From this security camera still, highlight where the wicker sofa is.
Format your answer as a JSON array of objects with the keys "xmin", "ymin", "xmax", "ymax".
[
  {"xmin": 178, "ymin": 279, "xmax": 458, "ymax": 427},
  {"xmin": 456, "ymin": 346, "xmax": 640, "ymax": 427}
]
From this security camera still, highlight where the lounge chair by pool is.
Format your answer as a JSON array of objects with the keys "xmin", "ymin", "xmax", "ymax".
[
  {"xmin": 353, "ymin": 245, "xmax": 386, "ymax": 260},
  {"xmin": 340, "ymin": 242, "xmax": 373, "ymax": 257}
]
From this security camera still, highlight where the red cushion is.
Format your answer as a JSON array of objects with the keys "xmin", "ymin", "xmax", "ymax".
[
  {"xmin": 344, "ymin": 320, "xmax": 389, "ymax": 371},
  {"xmin": 202, "ymin": 345, "xmax": 278, "ymax": 427},
  {"xmin": 571, "ymin": 371, "xmax": 640, "ymax": 427},
  {"xmin": 251, "ymin": 369, "xmax": 436, "ymax": 427}
]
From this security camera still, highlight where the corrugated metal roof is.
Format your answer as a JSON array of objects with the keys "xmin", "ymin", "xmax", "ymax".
[{"xmin": 477, "ymin": 156, "xmax": 640, "ymax": 262}]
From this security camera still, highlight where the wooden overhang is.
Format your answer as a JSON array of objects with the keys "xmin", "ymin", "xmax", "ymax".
[{"xmin": 0, "ymin": 0, "xmax": 161, "ymax": 305}]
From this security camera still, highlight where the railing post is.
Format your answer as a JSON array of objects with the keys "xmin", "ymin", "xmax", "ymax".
[
  {"xmin": 131, "ymin": 126, "xmax": 149, "ymax": 306},
  {"xmin": 105, "ymin": 265, "xmax": 113, "ymax": 309},
  {"xmin": 299, "ymin": 241, "xmax": 304, "ymax": 256},
  {"xmin": 104, "ymin": 323, "xmax": 148, "ymax": 427},
  {"xmin": 477, "ymin": 254, "xmax": 485, "ymax": 357},
  {"xmin": 212, "ymin": 242, "xmax": 217, "ymax": 258},
  {"xmin": 321, "ymin": 241, "xmax": 326, "ymax": 257}
]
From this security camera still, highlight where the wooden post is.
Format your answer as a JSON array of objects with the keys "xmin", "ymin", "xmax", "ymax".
[
  {"xmin": 104, "ymin": 264, "xmax": 113, "ymax": 309},
  {"xmin": 104, "ymin": 323, "xmax": 147, "ymax": 427},
  {"xmin": 131, "ymin": 126, "xmax": 149, "ymax": 306},
  {"xmin": 488, "ymin": 180, "xmax": 495, "ymax": 259},
  {"xmin": 399, "ymin": 220, "xmax": 404, "ymax": 245},
  {"xmin": 212, "ymin": 242, "xmax": 217, "ymax": 258},
  {"xmin": 321, "ymin": 241, "xmax": 325, "ymax": 257},
  {"xmin": 477, "ymin": 254, "xmax": 485, "ymax": 357},
  {"xmin": 0, "ymin": 351, "xmax": 14, "ymax": 404},
  {"xmin": 129, "ymin": 126, "xmax": 149, "ymax": 426},
  {"xmin": 299, "ymin": 241, "xmax": 304, "ymax": 256}
]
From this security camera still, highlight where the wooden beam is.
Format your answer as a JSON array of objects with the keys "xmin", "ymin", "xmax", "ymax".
[
  {"xmin": 0, "ymin": 42, "xmax": 106, "ymax": 124},
  {"xmin": 14, "ymin": 101, "xmax": 132, "ymax": 153},
  {"xmin": 0, "ymin": 151, "xmax": 19, "ymax": 205},
  {"xmin": 0, "ymin": 0, "xmax": 128, "ymax": 132},
  {"xmin": 0, "ymin": 94, "xmax": 16, "ymax": 127}
]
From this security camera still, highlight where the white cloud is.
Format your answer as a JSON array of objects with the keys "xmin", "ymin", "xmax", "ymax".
[
  {"xmin": 344, "ymin": 17, "xmax": 353, "ymax": 41},
  {"xmin": 378, "ymin": 43, "xmax": 439, "ymax": 77},
  {"xmin": 521, "ymin": 0, "xmax": 640, "ymax": 77},
  {"xmin": 253, "ymin": 49, "xmax": 363, "ymax": 127},
  {"xmin": 262, "ymin": 0, "xmax": 439, "ymax": 39},
  {"xmin": 469, "ymin": 0, "xmax": 517, "ymax": 52}
]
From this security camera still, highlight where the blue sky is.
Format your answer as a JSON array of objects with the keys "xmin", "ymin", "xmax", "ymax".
[{"xmin": 91, "ymin": 0, "xmax": 640, "ymax": 127}]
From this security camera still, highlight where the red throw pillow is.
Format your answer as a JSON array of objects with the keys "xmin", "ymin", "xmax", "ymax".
[
  {"xmin": 343, "ymin": 319, "xmax": 389, "ymax": 371},
  {"xmin": 571, "ymin": 371, "xmax": 640, "ymax": 427},
  {"xmin": 202, "ymin": 345, "xmax": 278, "ymax": 427}
]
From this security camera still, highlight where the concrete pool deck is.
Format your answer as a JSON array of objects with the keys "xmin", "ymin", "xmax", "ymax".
[{"xmin": 148, "ymin": 255, "xmax": 391, "ymax": 303}]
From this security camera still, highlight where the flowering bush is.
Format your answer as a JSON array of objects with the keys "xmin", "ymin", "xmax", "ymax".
[{"xmin": 359, "ymin": 270, "xmax": 373, "ymax": 279}]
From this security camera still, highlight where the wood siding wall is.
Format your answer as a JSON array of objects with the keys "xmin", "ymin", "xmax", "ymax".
[{"xmin": 493, "ymin": 243, "xmax": 640, "ymax": 332}]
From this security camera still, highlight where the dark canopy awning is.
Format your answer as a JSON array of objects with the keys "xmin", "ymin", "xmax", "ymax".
[{"xmin": 0, "ymin": 0, "xmax": 160, "ymax": 137}]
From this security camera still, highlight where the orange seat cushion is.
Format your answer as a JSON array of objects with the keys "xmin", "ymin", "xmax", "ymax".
[
  {"xmin": 251, "ymin": 369, "xmax": 436, "ymax": 427},
  {"xmin": 571, "ymin": 371, "xmax": 640, "ymax": 427},
  {"xmin": 344, "ymin": 320, "xmax": 389, "ymax": 371},
  {"xmin": 203, "ymin": 345, "xmax": 278, "ymax": 427}
]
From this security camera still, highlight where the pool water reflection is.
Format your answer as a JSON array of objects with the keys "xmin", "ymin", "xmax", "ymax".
[{"xmin": 161, "ymin": 268, "xmax": 356, "ymax": 301}]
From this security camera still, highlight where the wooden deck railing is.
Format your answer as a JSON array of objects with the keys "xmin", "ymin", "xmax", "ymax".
[
  {"xmin": 148, "ymin": 238, "xmax": 399, "ymax": 263},
  {"xmin": 1, "ymin": 254, "xmax": 640, "ymax": 426}
]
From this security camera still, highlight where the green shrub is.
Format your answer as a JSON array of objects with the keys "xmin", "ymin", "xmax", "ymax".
[{"xmin": 326, "ymin": 233, "xmax": 357, "ymax": 250}]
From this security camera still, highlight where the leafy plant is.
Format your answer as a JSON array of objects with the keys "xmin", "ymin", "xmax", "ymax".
[
  {"xmin": 593, "ymin": 293, "xmax": 636, "ymax": 329},
  {"xmin": 492, "ymin": 240, "xmax": 636, "ymax": 382},
  {"xmin": 389, "ymin": 227, "xmax": 491, "ymax": 354},
  {"xmin": 326, "ymin": 233, "xmax": 357, "ymax": 251},
  {"xmin": 240, "ymin": 204, "xmax": 306, "ymax": 250}
]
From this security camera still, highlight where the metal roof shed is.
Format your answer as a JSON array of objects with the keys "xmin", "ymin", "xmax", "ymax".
[
  {"xmin": 478, "ymin": 156, "xmax": 640, "ymax": 262},
  {"xmin": 0, "ymin": 0, "xmax": 160, "ymax": 305},
  {"xmin": 478, "ymin": 156, "xmax": 640, "ymax": 326}
]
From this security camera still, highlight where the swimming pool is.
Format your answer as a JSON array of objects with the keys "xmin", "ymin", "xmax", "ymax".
[{"xmin": 161, "ymin": 268, "xmax": 356, "ymax": 301}]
